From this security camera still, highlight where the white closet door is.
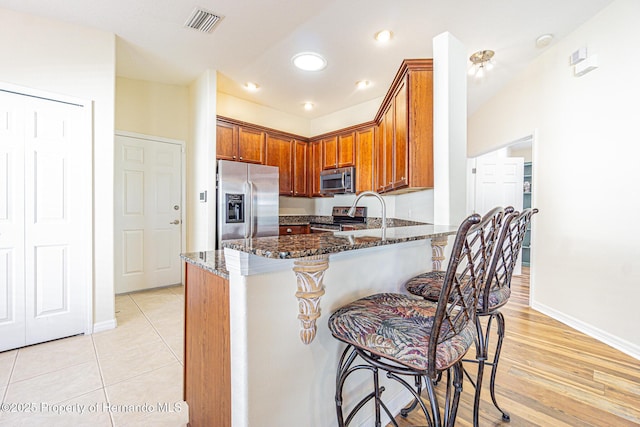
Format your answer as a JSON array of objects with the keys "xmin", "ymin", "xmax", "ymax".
[
  {"xmin": 0, "ymin": 88, "xmax": 91, "ymax": 351},
  {"xmin": 0, "ymin": 92, "xmax": 26, "ymax": 351},
  {"xmin": 23, "ymin": 96, "xmax": 91, "ymax": 345},
  {"xmin": 115, "ymin": 135, "xmax": 183, "ymax": 294}
]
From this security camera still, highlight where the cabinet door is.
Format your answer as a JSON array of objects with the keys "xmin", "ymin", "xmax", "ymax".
[
  {"xmin": 310, "ymin": 140, "xmax": 323, "ymax": 197},
  {"xmin": 265, "ymin": 134, "xmax": 293, "ymax": 195},
  {"xmin": 238, "ymin": 127, "xmax": 265, "ymax": 164},
  {"xmin": 337, "ymin": 132, "xmax": 355, "ymax": 167},
  {"xmin": 322, "ymin": 136, "xmax": 338, "ymax": 170},
  {"xmin": 216, "ymin": 122, "xmax": 238, "ymax": 161},
  {"xmin": 355, "ymin": 127, "xmax": 375, "ymax": 193},
  {"xmin": 293, "ymin": 140, "xmax": 308, "ymax": 197},
  {"xmin": 375, "ymin": 120, "xmax": 385, "ymax": 192},
  {"xmin": 392, "ymin": 79, "xmax": 408, "ymax": 189},
  {"xmin": 383, "ymin": 105, "xmax": 394, "ymax": 192}
]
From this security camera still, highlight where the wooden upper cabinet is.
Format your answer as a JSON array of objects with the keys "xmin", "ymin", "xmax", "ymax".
[
  {"xmin": 265, "ymin": 134, "xmax": 293, "ymax": 195},
  {"xmin": 383, "ymin": 104, "xmax": 394, "ymax": 192},
  {"xmin": 216, "ymin": 121, "xmax": 238, "ymax": 161},
  {"xmin": 321, "ymin": 136, "xmax": 338, "ymax": 170},
  {"xmin": 309, "ymin": 140, "xmax": 323, "ymax": 197},
  {"xmin": 373, "ymin": 59, "xmax": 434, "ymax": 194},
  {"xmin": 216, "ymin": 119, "xmax": 265, "ymax": 164},
  {"xmin": 355, "ymin": 126, "xmax": 375, "ymax": 193},
  {"xmin": 337, "ymin": 132, "xmax": 355, "ymax": 168},
  {"xmin": 216, "ymin": 58, "xmax": 433, "ymax": 197},
  {"xmin": 293, "ymin": 140, "xmax": 308, "ymax": 197},
  {"xmin": 392, "ymin": 78, "xmax": 409, "ymax": 190},
  {"xmin": 237, "ymin": 127, "xmax": 265, "ymax": 164},
  {"xmin": 322, "ymin": 133, "xmax": 355, "ymax": 170}
]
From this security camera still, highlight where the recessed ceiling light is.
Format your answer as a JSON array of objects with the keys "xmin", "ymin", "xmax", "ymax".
[
  {"xmin": 356, "ymin": 80, "xmax": 370, "ymax": 90},
  {"xmin": 292, "ymin": 52, "xmax": 327, "ymax": 71},
  {"xmin": 375, "ymin": 30, "xmax": 392, "ymax": 43},
  {"xmin": 303, "ymin": 102, "xmax": 314, "ymax": 111},
  {"xmin": 536, "ymin": 34, "xmax": 554, "ymax": 48},
  {"xmin": 244, "ymin": 82, "xmax": 259, "ymax": 91}
]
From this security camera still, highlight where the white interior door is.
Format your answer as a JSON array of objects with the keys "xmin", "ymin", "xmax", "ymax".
[
  {"xmin": 0, "ymin": 91, "xmax": 27, "ymax": 351},
  {"xmin": 474, "ymin": 154, "xmax": 524, "ymax": 274},
  {"xmin": 0, "ymin": 88, "xmax": 92, "ymax": 351},
  {"xmin": 474, "ymin": 155, "xmax": 524, "ymax": 214},
  {"xmin": 115, "ymin": 134, "xmax": 183, "ymax": 294}
]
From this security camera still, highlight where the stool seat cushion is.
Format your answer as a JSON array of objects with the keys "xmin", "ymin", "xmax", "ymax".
[
  {"xmin": 328, "ymin": 293, "xmax": 476, "ymax": 371},
  {"xmin": 405, "ymin": 271, "xmax": 511, "ymax": 311}
]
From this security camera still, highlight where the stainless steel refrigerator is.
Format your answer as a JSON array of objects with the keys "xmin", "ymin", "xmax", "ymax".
[{"xmin": 216, "ymin": 160, "xmax": 279, "ymax": 248}]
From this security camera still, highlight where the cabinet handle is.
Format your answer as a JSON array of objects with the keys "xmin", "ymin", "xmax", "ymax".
[
  {"xmin": 287, "ymin": 228, "xmax": 292, "ymax": 233},
  {"xmin": 233, "ymin": 155, "xmax": 237, "ymax": 159},
  {"xmin": 239, "ymin": 156, "xmax": 243, "ymax": 160}
]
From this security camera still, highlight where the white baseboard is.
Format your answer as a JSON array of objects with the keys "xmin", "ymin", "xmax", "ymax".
[
  {"xmin": 92, "ymin": 318, "xmax": 118, "ymax": 334},
  {"xmin": 531, "ymin": 302, "xmax": 640, "ymax": 361}
]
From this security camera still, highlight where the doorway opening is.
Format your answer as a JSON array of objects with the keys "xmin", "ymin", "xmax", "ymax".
[{"xmin": 467, "ymin": 133, "xmax": 535, "ymax": 301}]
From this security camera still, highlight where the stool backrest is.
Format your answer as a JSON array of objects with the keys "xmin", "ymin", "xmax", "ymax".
[
  {"xmin": 480, "ymin": 208, "xmax": 539, "ymax": 313},
  {"xmin": 429, "ymin": 207, "xmax": 505, "ymax": 376}
]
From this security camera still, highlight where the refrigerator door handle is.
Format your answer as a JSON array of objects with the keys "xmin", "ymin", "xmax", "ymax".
[
  {"xmin": 243, "ymin": 181, "xmax": 251, "ymax": 239},
  {"xmin": 248, "ymin": 180, "xmax": 256, "ymax": 238}
]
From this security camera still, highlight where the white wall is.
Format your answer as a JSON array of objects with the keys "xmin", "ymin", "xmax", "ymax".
[
  {"xmin": 0, "ymin": 8, "xmax": 116, "ymax": 328},
  {"xmin": 115, "ymin": 77, "xmax": 189, "ymax": 142},
  {"xmin": 309, "ymin": 97, "xmax": 383, "ymax": 136},
  {"xmin": 217, "ymin": 91, "xmax": 310, "ymax": 137},
  {"xmin": 468, "ymin": 0, "xmax": 640, "ymax": 357},
  {"xmin": 188, "ymin": 71, "xmax": 217, "ymax": 251},
  {"xmin": 432, "ymin": 32, "xmax": 468, "ymax": 226}
]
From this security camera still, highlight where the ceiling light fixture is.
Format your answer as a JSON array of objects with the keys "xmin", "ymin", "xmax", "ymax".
[
  {"xmin": 356, "ymin": 80, "xmax": 370, "ymax": 90},
  {"xmin": 303, "ymin": 102, "xmax": 314, "ymax": 111},
  {"xmin": 468, "ymin": 50, "xmax": 495, "ymax": 80},
  {"xmin": 292, "ymin": 52, "xmax": 327, "ymax": 71},
  {"xmin": 374, "ymin": 30, "xmax": 392, "ymax": 43},
  {"xmin": 536, "ymin": 34, "xmax": 554, "ymax": 48},
  {"xmin": 244, "ymin": 82, "xmax": 259, "ymax": 91}
]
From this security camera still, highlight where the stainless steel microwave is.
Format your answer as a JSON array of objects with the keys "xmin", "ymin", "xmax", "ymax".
[{"xmin": 320, "ymin": 167, "xmax": 355, "ymax": 194}]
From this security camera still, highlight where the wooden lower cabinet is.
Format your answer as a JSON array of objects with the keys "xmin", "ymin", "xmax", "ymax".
[
  {"xmin": 184, "ymin": 263, "xmax": 230, "ymax": 427},
  {"xmin": 279, "ymin": 224, "xmax": 310, "ymax": 235}
]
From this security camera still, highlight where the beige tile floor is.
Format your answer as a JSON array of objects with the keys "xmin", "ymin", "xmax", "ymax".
[{"xmin": 0, "ymin": 285, "xmax": 188, "ymax": 427}]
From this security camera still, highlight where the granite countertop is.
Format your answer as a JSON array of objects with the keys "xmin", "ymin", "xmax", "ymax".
[
  {"xmin": 181, "ymin": 218, "xmax": 455, "ymax": 276},
  {"xmin": 278, "ymin": 214, "xmax": 427, "ymax": 230},
  {"xmin": 181, "ymin": 250, "xmax": 229, "ymax": 279},
  {"xmin": 220, "ymin": 224, "xmax": 458, "ymax": 259}
]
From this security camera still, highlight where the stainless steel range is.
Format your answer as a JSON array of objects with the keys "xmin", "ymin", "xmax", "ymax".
[{"xmin": 309, "ymin": 206, "xmax": 367, "ymax": 233}]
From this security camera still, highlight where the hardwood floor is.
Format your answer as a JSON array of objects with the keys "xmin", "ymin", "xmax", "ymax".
[{"xmin": 393, "ymin": 268, "xmax": 640, "ymax": 426}]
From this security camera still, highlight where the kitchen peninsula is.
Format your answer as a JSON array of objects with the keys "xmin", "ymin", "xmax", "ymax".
[{"xmin": 181, "ymin": 224, "xmax": 457, "ymax": 427}]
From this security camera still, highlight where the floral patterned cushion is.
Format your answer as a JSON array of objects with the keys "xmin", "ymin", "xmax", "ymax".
[
  {"xmin": 404, "ymin": 271, "xmax": 446, "ymax": 301},
  {"xmin": 405, "ymin": 271, "xmax": 511, "ymax": 312},
  {"xmin": 478, "ymin": 286, "xmax": 511, "ymax": 311},
  {"xmin": 328, "ymin": 293, "xmax": 477, "ymax": 372}
]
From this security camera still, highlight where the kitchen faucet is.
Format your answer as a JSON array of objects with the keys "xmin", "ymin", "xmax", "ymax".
[{"xmin": 348, "ymin": 191, "xmax": 386, "ymax": 240}]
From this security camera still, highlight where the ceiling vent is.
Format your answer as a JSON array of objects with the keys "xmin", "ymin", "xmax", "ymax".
[{"xmin": 184, "ymin": 7, "xmax": 223, "ymax": 33}]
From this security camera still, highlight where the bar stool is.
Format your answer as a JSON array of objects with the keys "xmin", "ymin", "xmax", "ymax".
[
  {"xmin": 405, "ymin": 207, "xmax": 538, "ymax": 426},
  {"xmin": 328, "ymin": 210, "xmax": 502, "ymax": 427}
]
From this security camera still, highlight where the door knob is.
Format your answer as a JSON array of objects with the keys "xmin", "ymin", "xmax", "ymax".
[{"xmin": 170, "ymin": 220, "xmax": 180, "ymax": 225}]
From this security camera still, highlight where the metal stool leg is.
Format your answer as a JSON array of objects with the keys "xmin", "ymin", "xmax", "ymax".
[
  {"xmin": 472, "ymin": 316, "xmax": 488, "ymax": 427},
  {"xmin": 488, "ymin": 311, "xmax": 510, "ymax": 421}
]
